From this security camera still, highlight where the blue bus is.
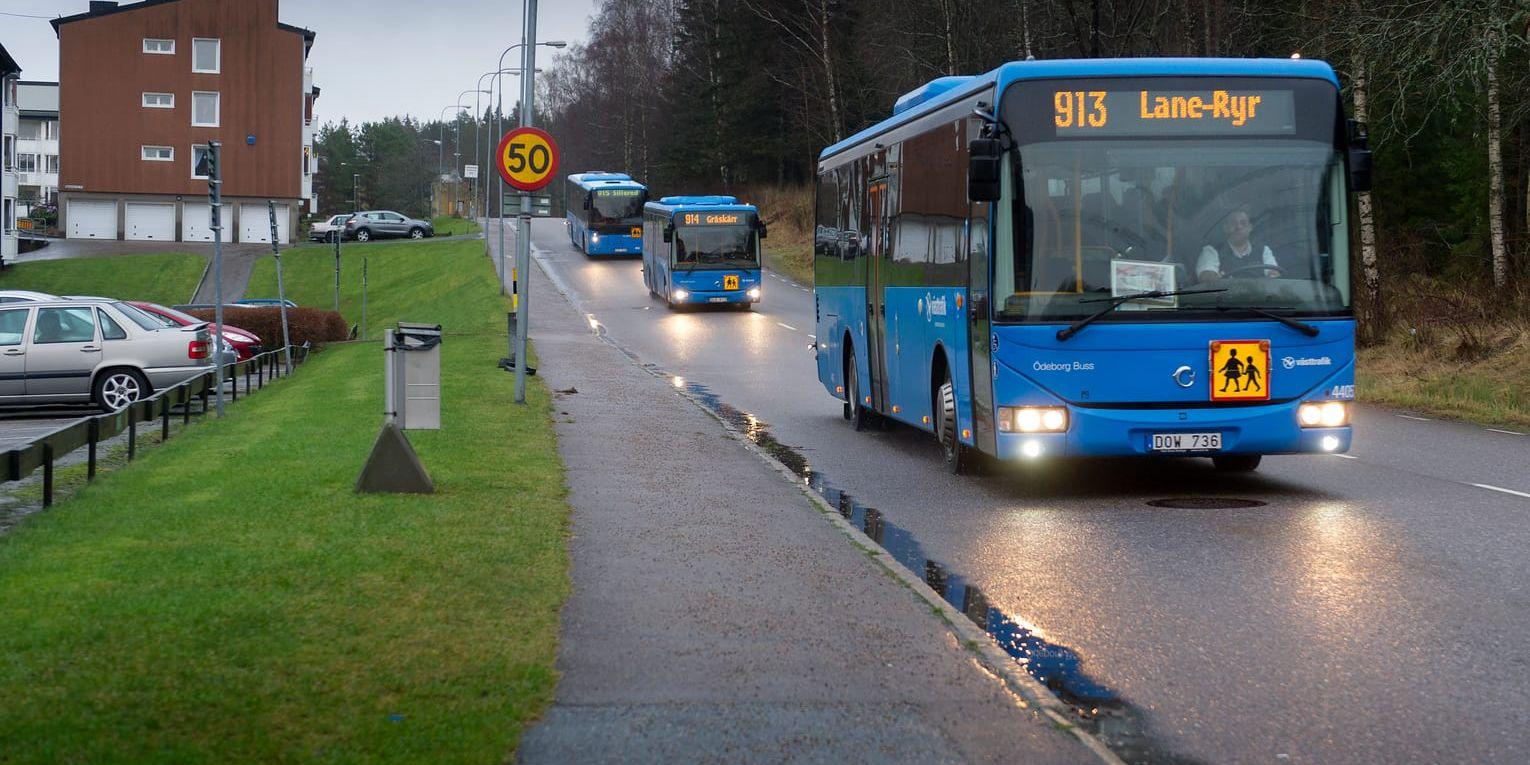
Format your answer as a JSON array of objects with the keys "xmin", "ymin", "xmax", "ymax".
[
  {"xmin": 565, "ymin": 172, "xmax": 648, "ymax": 256},
  {"xmin": 642, "ymin": 196, "xmax": 765, "ymax": 309},
  {"xmin": 813, "ymin": 58, "xmax": 1370, "ymax": 473}
]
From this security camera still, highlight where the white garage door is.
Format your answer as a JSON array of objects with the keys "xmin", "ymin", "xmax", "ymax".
[
  {"xmin": 239, "ymin": 203, "xmax": 290, "ymax": 244},
  {"xmin": 67, "ymin": 200, "xmax": 117, "ymax": 240},
  {"xmin": 182, "ymin": 202, "xmax": 233, "ymax": 243},
  {"xmin": 125, "ymin": 203, "xmax": 176, "ymax": 241}
]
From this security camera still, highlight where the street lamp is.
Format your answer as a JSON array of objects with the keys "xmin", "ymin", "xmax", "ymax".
[
  {"xmin": 481, "ymin": 66, "xmax": 543, "ymax": 230},
  {"xmin": 458, "ymin": 88, "xmax": 490, "ymax": 219}
]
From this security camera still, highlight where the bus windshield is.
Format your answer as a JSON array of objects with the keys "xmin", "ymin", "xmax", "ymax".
[
  {"xmin": 674, "ymin": 224, "xmax": 758, "ymax": 270},
  {"xmin": 590, "ymin": 191, "xmax": 644, "ymax": 225},
  {"xmin": 994, "ymin": 78, "xmax": 1350, "ymax": 322}
]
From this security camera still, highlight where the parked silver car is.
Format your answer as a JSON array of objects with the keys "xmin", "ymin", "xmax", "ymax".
[
  {"xmin": 0, "ymin": 299, "xmax": 215, "ymax": 410},
  {"xmin": 309, "ymin": 213, "xmax": 352, "ymax": 242}
]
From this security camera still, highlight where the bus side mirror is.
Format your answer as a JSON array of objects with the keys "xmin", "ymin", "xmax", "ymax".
[
  {"xmin": 582, "ymin": 195, "xmax": 591, "ymax": 211},
  {"xmin": 1347, "ymin": 120, "xmax": 1373, "ymax": 193},
  {"xmin": 968, "ymin": 138, "xmax": 1002, "ymax": 202},
  {"xmin": 757, "ymin": 221, "xmax": 768, "ymax": 240},
  {"xmin": 663, "ymin": 224, "xmax": 673, "ymax": 243}
]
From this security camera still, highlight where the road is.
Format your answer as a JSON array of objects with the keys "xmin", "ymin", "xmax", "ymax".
[{"xmin": 505, "ymin": 217, "xmax": 1529, "ymax": 764}]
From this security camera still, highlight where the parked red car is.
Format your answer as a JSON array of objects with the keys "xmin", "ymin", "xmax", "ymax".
[{"xmin": 128, "ymin": 301, "xmax": 263, "ymax": 361}]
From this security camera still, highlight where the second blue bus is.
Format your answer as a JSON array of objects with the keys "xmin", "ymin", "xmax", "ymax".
[
  {"xmin": 565, "ymin": 172, "xmax": 648, "ymax": 256},
  {"xmin": 642, "ymin": 196, "xmax": 765, "ymax": 309}
]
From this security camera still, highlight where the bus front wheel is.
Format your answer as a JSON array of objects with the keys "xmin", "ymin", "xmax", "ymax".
[
  {"xmin": 937, "ymin": 374, "xmax": 976, "ymax": 475},
  {"xmin": 845, "ymin": 350, "xmax": 873, "ymax": 432}
]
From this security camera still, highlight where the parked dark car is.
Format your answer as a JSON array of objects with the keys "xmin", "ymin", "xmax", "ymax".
[{"xmin": 344, "ymin": 210, "xmax": 434, "ymax": 242}]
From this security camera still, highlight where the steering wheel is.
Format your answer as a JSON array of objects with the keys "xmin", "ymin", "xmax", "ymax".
[{"xmin": 1224, "ymin": 264, "xmax": 1283, "ymax": 279}]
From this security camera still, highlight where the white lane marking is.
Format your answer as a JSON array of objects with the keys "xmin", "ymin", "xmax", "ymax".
[
  {"xmin": 1397, "ymin": 414, "xmax": 1431, "ymax": 421},
  {"xmin": 1472, "ymin": 483, "xmax": 1530, "ymax": 499},
  {"xmin": 777, "ymin": 322, "xmax": 798, "ymax": 331},
  {"xmin": 807, "ymin": 334, "xmax": 816, "ymax": 340},
  {"xmin": 1486, "ymin": 428, "xmax": 1526, "ymax": 436},
  {"xmin": 1332, "ymin": 453, "xmax": 1358, "ymax": 460}
]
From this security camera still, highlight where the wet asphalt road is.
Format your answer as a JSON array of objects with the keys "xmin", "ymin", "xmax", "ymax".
[{"xmin": 512, "ymin": 218, "xmax": 1530, "ymax": 764}]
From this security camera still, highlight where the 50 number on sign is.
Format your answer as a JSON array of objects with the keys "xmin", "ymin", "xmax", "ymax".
[{"xmin": 496, "ymin": 127, "xmax": 561, "ymax": 191}]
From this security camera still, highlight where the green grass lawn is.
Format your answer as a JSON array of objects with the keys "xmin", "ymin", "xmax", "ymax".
[
  {"xmin": 431, "ymin": 216, "xmax": 481, "ymax": 237},
  {"xmin": 249, "ymin": 239, "xmax": 501, "ymax": 342},
  {"xmin": 0, "ymin": 253, "xmax": 206, "ymax": 305},
  {"xmin": 0, "ymin": 240, "xmax": 569, "ymax": 763}
]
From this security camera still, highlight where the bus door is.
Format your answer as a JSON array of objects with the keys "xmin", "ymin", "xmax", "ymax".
[
  {"xmin": 866, "ymin": 177, "xmax": 891, "ymax": 412},
  {"xmin": 966, "ymin": 119, "xmax": 997, "ymax": 454}
]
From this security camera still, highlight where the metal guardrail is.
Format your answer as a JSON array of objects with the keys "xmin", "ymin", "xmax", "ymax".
[{"xmin": 1, "ymin": 344, "xmax": 312, "ymax": 507}]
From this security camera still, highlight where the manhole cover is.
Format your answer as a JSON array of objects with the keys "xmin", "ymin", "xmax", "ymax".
[{"xmin": 1146, "ymin": 497, "xmax": 1267, "ymax": 509}]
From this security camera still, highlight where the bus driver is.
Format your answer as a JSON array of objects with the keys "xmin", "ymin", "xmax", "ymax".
[{"xmin": 1197, "ymin": 207, "xmax": 1281, "ymax": 282}]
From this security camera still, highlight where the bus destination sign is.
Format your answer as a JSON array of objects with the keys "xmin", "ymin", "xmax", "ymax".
[
  {"xmin": 681, "ymin": 212, "xmax": 747, "ymax": 226},
  {"xmin": 596, "ymin": 188, "xmax": 642, "ymax": 197},
  {"xmin": 1053, "ymin": 89, "xmax": 1296, "ymax": 136}
]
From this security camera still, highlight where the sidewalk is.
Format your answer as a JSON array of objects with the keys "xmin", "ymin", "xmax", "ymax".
[{"xmin": 505, "ymin": 220, "xmax": 1097, "ymax": 763}]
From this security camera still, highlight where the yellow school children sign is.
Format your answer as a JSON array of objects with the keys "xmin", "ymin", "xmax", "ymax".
[{"xmin": 1209, "ymin": 340, "xmax": 1271, "ymax": 402}]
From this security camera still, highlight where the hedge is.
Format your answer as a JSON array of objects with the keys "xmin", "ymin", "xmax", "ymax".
[{"xmin": 185, "ymin": 307, "xmax": 350, "ymax": 348}]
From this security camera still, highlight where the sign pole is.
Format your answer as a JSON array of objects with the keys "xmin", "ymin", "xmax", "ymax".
[
  {"xmin": 333, "ymin": 227, "xmax": 341, "ymax": 313},
  {"xmin": 268, "ymin": 202, "xmax": 294, "ymax": 374},
  {"xmin": 206, "ymin": 141, "xmax": 226, "ymax": 417},
  {"xmin": 515, "ymin": 0, "xmax": 539, "ymax": 405}
]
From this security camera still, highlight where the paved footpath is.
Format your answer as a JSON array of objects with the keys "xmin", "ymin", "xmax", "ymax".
[{"xmin": 504, "ymin": 221, "xmax": 1097, "ymax": 764}]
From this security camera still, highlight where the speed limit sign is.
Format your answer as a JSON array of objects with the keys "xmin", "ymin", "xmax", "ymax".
[{"xmin": 495, "ymin": 127, "xmax": 560, "ymax": 191}]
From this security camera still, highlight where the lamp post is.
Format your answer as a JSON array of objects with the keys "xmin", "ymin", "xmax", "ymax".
[
  {"xmin": 352, "ymin": 172, "xmax": 360, "ymax": 212},
  {"xmin": 459, "ymin": 88, "xmax": 490, "ymax": 220},
  {"xmin": 511, "ymin": 1, "xmax": 547, "ymax": 405},
  {"xmin": 492, "ymin": 38, "xmax": 564, "ymax": 299}
]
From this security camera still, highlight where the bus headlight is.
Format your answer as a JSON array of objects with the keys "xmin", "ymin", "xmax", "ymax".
[
  {"xmin": 999, "ymin": 406, "xmax": 1068, "ymax": 433},
  {"xmin": 591, "ymin": 233, "xmax": 600, "ymax": 242},
  {"xmin": 672, "ymin": 288, "xmax": 689, "ymax": 302},
  {"xmin": 1298, "ymin": 401, "xmax": 1348, "ymax": 428},
  {"xmin": 747, "ymin": 287, "xmax": 761, "ymax": 300}
]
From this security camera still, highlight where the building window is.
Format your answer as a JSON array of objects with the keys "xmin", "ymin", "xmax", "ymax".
[
  {"xmin": 17, "ymin": 121, "xmax": 40, "ymax": 141},
  {"xmin": 191, "ymin": 145, "xmax": 211, "ymax": 179},
  {"xmin": 2, "ymin": 136, "xmax": 13, "ymax": 172},
  {"xmin": 143, "ymin": 38, "xmax": 175, "ymax": 54},
  {"xmin": 46, "ymin": 156, "xmax": 59, "ymax": 174},
  {"xmin": 2, "ymin": 198, "xmax": 14, "ymax": 239},
  {"xmin": 142, "ymin": 92, "xmax": 174, "ymax": 109},
  {"xmin": 192, "ymin": 38, "xmax": 221, "ymax": 74},
  {"xmin": 191, "ymin": 91, "xmax": 219, "ymax": 127},
  {"xmin": 16, "ymin": 154, "xmax": 38, "ymax": 173},
  {"xmin": 141, "ymin": 146, "xmax": 174, "ymax": 162}
]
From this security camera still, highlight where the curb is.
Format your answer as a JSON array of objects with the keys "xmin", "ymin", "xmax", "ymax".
[
  {"xmin": 190, "ymin": 256, "xmax": 213, "ymax": 304},
  {"xmin": 526, "ymin": 240, "xmax": 1125, "ymax": 765}
]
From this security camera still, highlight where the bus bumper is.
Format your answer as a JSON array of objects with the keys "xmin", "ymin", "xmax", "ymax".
[
  {"xmin": 671, "ymin": 288, "xmax": 760, "ymax": 305},
  {"xmin": 586, "ymin": 234, "xmax": 641, "ymax": 255},
  {"xmin": 996, "ymin": 401, "xmax": 1353, "ymax": 460}
]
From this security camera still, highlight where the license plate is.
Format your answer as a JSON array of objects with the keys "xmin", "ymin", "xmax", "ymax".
[
  {"xmin": 1151, "ymin": 432, "xmax": 1222, "ymax": 452},
  {"xmin": 708, "ymin": 297, "xmax": 728, "ymax": 303},
  {"xmin": 723, "ymin": 275, "xmax": 741, "ymax": 290}
]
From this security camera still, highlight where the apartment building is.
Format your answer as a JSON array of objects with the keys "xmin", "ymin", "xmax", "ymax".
[
  {"xmin": 53, "ymin": 0, "xmax": 317, "ymax": 243},
  {"xmin": 2, "ymin": 44, "xmax": 20, "ymax": 265},
  {"xmin": 15, "ymin": 82, "xmax": 60, "ymax": 218}
]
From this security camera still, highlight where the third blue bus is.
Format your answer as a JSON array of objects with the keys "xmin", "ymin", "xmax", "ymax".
[
  {"xmin": 813, "ymin": 58, "xmax": 1369, "ymax": 473},
  {"xmin": 565, "ymin": 172, "xmax": 647, "ymax": 256}
]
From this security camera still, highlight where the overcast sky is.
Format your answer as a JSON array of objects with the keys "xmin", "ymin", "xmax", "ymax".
[{"xmin": 1, "ymin": 0, "xmax": 599, "ymax": 125}]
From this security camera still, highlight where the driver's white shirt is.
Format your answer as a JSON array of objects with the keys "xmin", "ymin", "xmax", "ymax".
[{"xmin": 1197, "ymin": 241, "xmax": 1277, "ymax": 275}]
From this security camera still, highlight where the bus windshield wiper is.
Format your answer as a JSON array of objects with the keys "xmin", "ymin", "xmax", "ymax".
[
  {"xmin": 1056, "ymin": 288, "xmax": 1228, "ymax": 341},
  {"xmin": 1214, "ymin": 304, "xmax": 1320, "ymax": 337}
]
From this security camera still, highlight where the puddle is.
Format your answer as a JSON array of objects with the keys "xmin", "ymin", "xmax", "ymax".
[{"xmin": 665, "ymin": 374, "xmax": 1198, "ymax": 764}]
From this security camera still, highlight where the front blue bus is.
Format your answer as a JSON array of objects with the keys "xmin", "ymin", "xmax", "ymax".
[
  {"xmin": 642, "ymin": 196, "xmax": 765, "ymax": 309},
  {"xmin": 814, "ymin": 59, "xmax": 1368, "ymax": 473},
  {"xmin": 565, "ymin": 172, "xmax": 647, "ymax": 256}
]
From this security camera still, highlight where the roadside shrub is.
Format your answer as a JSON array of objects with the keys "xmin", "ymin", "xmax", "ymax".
[{"xmin": 185, "ymin": 307, "xmax": 349, "ymax": 348}]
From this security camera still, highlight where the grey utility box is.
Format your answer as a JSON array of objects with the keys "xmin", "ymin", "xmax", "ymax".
[{"xmin": 385, "ymin": 323, "xmax": 442, "ymax": 430}]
